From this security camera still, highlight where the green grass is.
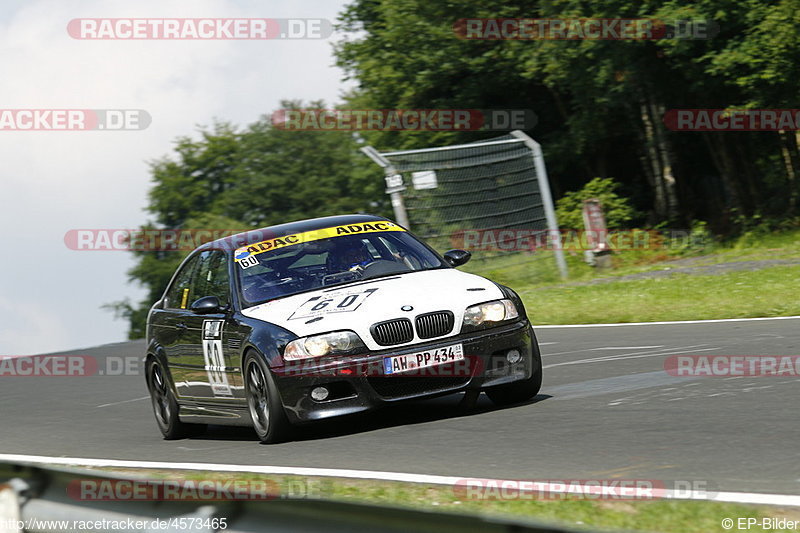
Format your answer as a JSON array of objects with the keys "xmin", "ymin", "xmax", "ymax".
[
  {"xmin": 87, "ymin": 468, "xmax": 800, "ymax": 533},
  {"xmin": 456, "ymin": 228, "xmax": 800, "ymax": 324},
  {"xmin": 517, "ymin": 266, "xmax": 800, "ymax": 325}
]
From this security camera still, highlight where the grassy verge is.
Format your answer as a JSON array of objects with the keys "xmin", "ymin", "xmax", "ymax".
[
  {"xmin": 457, "ymin": 228, "xmax": 800, "ymax": 324},
  {"xmin": 85, "ymin": 468, "xmax": 800, "ymax": 533},
  {"xmin": 517, "ymin": 265, "xmax": 800, "ymax": 325}
]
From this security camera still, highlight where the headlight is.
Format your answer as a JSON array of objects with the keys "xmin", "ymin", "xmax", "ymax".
[
  {"xmin": 284, "ymin": 330, "xmax": 365, "ymax": 361},
  {"xmin": 463, "ymin": 299, "xmax": 519, "ymax": 328}
]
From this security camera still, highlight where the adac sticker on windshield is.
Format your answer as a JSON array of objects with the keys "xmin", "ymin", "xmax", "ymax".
[{"xmin": 234, "ymin": 221, "xmax": 405, "ymax": 264}]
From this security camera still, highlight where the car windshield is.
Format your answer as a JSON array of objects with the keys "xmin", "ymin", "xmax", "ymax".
[{"xmin": 236, "ymin": 228, "xmax": 445, "ymax": 306}]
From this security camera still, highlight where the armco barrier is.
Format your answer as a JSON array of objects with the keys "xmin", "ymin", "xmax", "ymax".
[{"xmin": 0, "ymin": 459, "xmax": 579, "ymax": 533}]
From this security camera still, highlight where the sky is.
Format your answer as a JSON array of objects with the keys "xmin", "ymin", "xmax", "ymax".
[{"xmin": 0, "ymin": 0, "xmax": 353, "ymax": 355}]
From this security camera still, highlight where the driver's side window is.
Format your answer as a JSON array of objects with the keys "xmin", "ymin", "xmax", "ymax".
[
  {"xmin": 194, "ymin": 250, "xmax": 230, "ymax": 306},
  {"xmin": 165, "ymin": 255, "xmax": 200, "ymax": 310}
]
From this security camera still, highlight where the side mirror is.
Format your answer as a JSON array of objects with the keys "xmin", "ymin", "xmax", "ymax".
[
  {"xmin": 190, "ymin": 296, "xmax": 225, "ymax": 315},
  {"xmin": 443, "ymin": 249, "xmax": 471, "ymax": 267}
]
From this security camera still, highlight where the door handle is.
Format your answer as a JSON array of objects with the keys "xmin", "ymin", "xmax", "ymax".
[{"xmin": 176, "ymin": 323, "xmax": 187, "ymax": 330}]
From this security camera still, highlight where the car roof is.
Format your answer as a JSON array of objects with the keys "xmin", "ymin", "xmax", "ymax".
[{"xmin": 197, "ymin": 214, "xmax": 396, "ymax": 253}]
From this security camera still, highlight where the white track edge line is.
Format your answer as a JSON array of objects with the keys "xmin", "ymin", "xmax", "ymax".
[
  {"xmin": 1, "ymin": 454, "xmax": 798, "ymax": 507},
  {"xmin": 535, "ymin": 316, "xmax": 800, "ymax": 328}
]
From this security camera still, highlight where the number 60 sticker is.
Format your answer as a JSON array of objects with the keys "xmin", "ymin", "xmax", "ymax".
[{"xmin": 289, "ymin": 288, "xmax": 378, "ymax": 320}]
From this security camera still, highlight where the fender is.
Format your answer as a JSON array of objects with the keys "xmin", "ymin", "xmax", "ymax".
[{"xmin": 238, "ymin": 315, "xmax": 298, "ymax": 370}]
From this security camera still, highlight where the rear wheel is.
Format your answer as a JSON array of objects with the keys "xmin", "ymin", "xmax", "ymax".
[
  {"xmin": 244, "ymin": 353, "xmax": 292, "ymax": 444},
  {"xmin": 147, "ymin": 359, "xmax": 206, "ymax": 439}
]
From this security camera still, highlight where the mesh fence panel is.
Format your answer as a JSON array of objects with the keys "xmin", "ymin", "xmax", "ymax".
[{"xmin": 375, "ymin": 135, "xmax": 557, "ymax": 277}]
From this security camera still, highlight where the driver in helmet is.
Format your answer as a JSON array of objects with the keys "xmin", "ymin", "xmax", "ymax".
[{"xmin": 331, "ymin": 239, "xmax": 374, "ymax": 272}]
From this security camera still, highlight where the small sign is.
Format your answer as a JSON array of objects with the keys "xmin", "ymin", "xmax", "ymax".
[
  {"xmin": 411, "ymin": 170, "xmax": 438, "ymax": 190},
  {"xmin": 385, "ymin": 173, "xmax": 405, "ymax": 194},
  {"xmin": 582, "ymin": 199, "xmax": 609, "ymax": 253}
]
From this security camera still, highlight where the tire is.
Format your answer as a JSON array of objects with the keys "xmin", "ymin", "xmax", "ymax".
[
  {"xmin": 147, "ymin": 359, "xmax": 207, "ymax": 439},
  {"xmin": 485, "ymin": 346, "xmax": 543, "ymax": 406},
  {"xmin": 243, "ymin": 352, "xmax": 292, "ymax": 444}
]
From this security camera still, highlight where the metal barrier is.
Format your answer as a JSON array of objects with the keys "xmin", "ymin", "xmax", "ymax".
[
  {"xmin": 362, "ymin": 131, "xmax": 568, "ymax": 279},
  {"xmin": 0, "ymin": 459, "xmax": 579, "ymax": 533}
]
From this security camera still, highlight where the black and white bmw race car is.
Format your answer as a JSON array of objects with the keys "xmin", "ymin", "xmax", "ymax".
[{"xmin": 145, "ymin": 214, "xmax": 542, "ymax": 443}]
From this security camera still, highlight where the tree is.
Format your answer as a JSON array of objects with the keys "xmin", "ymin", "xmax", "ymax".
[
  {"xmin": 335, "ymin": 0, "xmax": 800, "ymax": 227},
  {"xmin": 705, "ymin": 0, "xmax": 800, "ymax": 212},
  {"xmin": 216, "ymin": 102, "xmax": 386, "ymax": 226}
]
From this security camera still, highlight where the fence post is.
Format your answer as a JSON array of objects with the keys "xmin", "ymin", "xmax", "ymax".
[
  {"xmin": 511, "ymin": 130, "xmax": 569, "ymax": 279},
  {"xmin": 360, "ymin": 146, "xmax": 411, "ymax": 229}
]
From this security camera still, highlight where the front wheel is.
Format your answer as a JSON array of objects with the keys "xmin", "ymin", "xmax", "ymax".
[
  {"xmin": 147, "ymin": 359, "xmax": 206, "ymax": 439},
  {"xmin": 485, "ymin": 367, "xmax": 542, "ymax": 405},
  {"xmin": 244, "ymin": 353, "xmax": 292, "ymax": 444},
  {"xmin": 485, "ymin": 345, "xmax": 543, "ymax": 406}
]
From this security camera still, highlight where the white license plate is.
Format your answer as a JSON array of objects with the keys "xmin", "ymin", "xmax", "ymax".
[{"xmin": 383, "ymin": 343, "xmax": 464, "ymax": 375}]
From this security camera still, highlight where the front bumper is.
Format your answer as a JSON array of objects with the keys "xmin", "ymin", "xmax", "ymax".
[{"xmin": 272, "ymin": 319, "xmax": 540, "ymax": 424}]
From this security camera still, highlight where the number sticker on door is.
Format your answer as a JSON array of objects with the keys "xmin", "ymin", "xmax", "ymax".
[
  {"xmin": 202, "ymin": 319, "xmax": 232, "ymax": 397},
  {"xmin": 288, "ymin": 288, "xmax": 378, "ymax": 320}
]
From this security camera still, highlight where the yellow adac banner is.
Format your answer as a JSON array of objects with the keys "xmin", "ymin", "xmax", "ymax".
[{"xmin": 234, "ymin": 221, "xmax": 405, "ymax": 262}]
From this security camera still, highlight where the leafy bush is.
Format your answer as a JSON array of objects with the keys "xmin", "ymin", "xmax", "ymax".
[
  {"xmin": 670, "ymin": 220, "xmax": 716, "ymax": 255},
  {"xmin": 555, "ymin": 177, "xmax": 637, "ymax": 230}
]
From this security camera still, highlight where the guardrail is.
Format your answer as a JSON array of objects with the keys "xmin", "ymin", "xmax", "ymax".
[{"xmin": 0, "ymin": 459, "xmax": 578, "ymax": 533}]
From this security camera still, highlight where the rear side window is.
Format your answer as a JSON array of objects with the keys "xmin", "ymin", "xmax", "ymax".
[{"xmin": 165, "ymin": 255, "xmax": 200, "ymax": 309}]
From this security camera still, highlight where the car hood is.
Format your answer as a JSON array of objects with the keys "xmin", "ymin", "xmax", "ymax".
[{"xmin": 240, "ymin": 268, "xmax": 504, "ymax": 350}]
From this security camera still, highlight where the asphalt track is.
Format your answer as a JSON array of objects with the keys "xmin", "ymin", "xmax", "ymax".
[{"xmin": 2, "ymin": 317, "xmax": 799, "ymax": 496}]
